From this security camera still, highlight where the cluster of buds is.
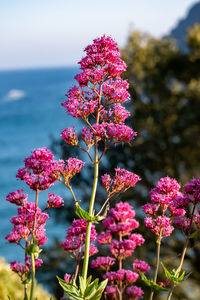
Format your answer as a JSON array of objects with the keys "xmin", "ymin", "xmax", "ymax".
[
  {"xmin": 143, "ymin": 177, "xmax": 182, "ymax": 239},
  {"xmin": 91, "ymin": 202, "xmax": 149, "ymax": 299},
  {"xmin": 52, "ymin": 157, "xmax": 85, "ymax": 188},
  {"xmin": 102, "ymin": 168, "xmax": 141, "ymax": 197}
]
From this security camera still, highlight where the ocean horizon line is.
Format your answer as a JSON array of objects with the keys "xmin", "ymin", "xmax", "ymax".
[{"xmin": 0, "ymin": 64, "xmax": 78, "ymax": 73}]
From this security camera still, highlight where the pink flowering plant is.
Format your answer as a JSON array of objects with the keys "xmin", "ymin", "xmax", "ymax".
[
  {"xmin": 90, "ymin": 202, "xmax": 149, "ymax": 300},
  {"xmin": 5, "ymin": 35, "xmax": 200, "ymax": 300}
]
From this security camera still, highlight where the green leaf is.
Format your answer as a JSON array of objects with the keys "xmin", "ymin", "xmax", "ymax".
[
  {"xmin": 86, "ymin": 275, "xmax": 92, "ymax": 286},
  {"xmin": 139, "ymin": 271, "xmax": 168, "ymax": 291},
  {"xmin": 8, "ymin": 297, "xmax": 12, "ymax": 300},
  {"xmin": 75, "ymin": 205, "xmax": 93, "ymax": 222},
  {"xmin": 177, "ymin": 271, "xmax": 185, "ymax": 282},
  {"xmin": 85, "ymin": 279, "xmax": 107, "ymax": 300},
  {"xmin": 97, "ymin": 279, "xmax": 108, "ymax": 293},
  {"xmin": 79, "ymin": 276, "xmax": 86, "ymax": 296},
  {"xmin": 85, "ymin": 285, "xmax": 98, "ymax": 299},
  {"xmin": 177, "ymin": 272, "xmax": 192, "ymax": 282},
  {"xmin": 75, "ymin": 204, "xmax": 104, "ymax": 223},
  {"xmin": 171, "ymin": 269, "xmax": 177, "ymax": 277},
  {"xmin": 161, "ymin": 263, "xmax": 173, "ymax": 281},
  {"xmin": 187, "ymin": 229, "xmax": 199, "ymax": 239},
  {"xmin": 57, "ymin": 276, "xmax": 82, "ymax": 300},
  {"xmin": 93, "ymin": 215, "xmax": 105, "ymax": 222},
  {"xmin": 84, "ymin": 278, "xmax": 99, "ymax": 298},
  {"xmin": 89, "ymin": 291, "xmax": 102, "ymax": 300}
]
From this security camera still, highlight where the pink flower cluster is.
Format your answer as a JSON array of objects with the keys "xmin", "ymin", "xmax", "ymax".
[
  {"xmin": 60, "ymin": 35, "xmax": 136, "ymax": 160},
  {"xmin": 91, "ymin": 202, "xmax": 149, "ymax": 299},
  {"xmin": 103, "ymin": 269, "xmax": 138, "ymax": 284},
  {"xmin": 47, "ymin": 193, "xmax": 64, "ymax": 208},
  {"xmin": 133, "ymin": 259, "xmax": 151, "ymax": 273},
  {"xmin": 184, "ymin": 178, "xmax": 200, "ymax": 204},
  {"xmin": 52, "ymin": 157, "xmax": 85, "ymax": 187},
  {"xmin": 61, "ymin": 126, "xmax": 78, "ymax": 146},
  {"xmin": 126, "ymin": 286, "xmax": 144, "ymax": 300},
  {"xmin": 6, "ymin": 148, "xmax": 65, "ymax": 280},
  {"xmin": 16, "ymin": 148, "xmax": 61, "ymax": 190},
  {"xmin": 10, "ymin": 258, "xmax": 43, "ymax": 279},
  {"xmin": 6, "ymin": 189, "xmax": 27, "ymax": 206},
  {"xmin": 62, "ymin": 219, "xmax": 98, "ymax": 257},
  {"xmin": 90, "ymin": 256, "xmax": 115, "ymax": 271},
  {"xmin": 173, "ymin": 178, "xmax": 200, "ymax": 233},
  {"xmin": 62, "ymin": 35, "xmax": 128, "ymax": 120},
  {"xmin": 143, "ymin": 177, "xmax": 183, "ymax": 239},
  {"xmin": 102, "ymin": 169, "xmax": 141, "ymax": 195},
  {"xmin": 144, "ymin": 177, "xmax": 200, "ymax": 236},
  {"xmin": 5, "ymin": 201, "xmax": 49, "ymax": 246}
]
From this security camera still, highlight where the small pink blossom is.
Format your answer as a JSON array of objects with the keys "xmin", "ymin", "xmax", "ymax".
[
  {"xmin": 109, "ymin": 239, "xmax": 136, "ymax": 259},
  {"xmin": 105, "ymin": 285, "xmax": 117, "ymax": 299},
  {"xmin": 91, "ymin": 256, "xmax": 115, "ymax": 271},
  {"xmin": 6, "ymin": 190, "xmax": 27, "ymax": 206},
  {"xmin": 126, "ymin": 286, "xmax": 144, "ymax": 299},
  {"xmin": 195, "ymin": 214, "xmax": 200, "ymax": 229},
  {"xmin": 61, "ymin": 126, "xmax": 78, "ymax": 146},
  {"xmin": 62, "ymin": 219, "xmax": 97, "ymax": 256},
  {"xmin": 47, "ymin": 193, "xmax": 64, "ymax": 208},
  {"xmin": 110, "ymin": 202, "xmax": 136, "ymax": 222},
  {"xmin": 103, "ymin": 78, "xmax": 130, "ymax": 104},
  {"xmin": 174, "ymin": 216, "xmax": 191, "ymax": 231},
  {"xmin": 97, "ymin": 230, "xmax": 112, "ymax": 245},
  {"xmin": 144, "ymin": 216, "xmax": 174, "ymax": 237},
  {"xmin": 184, "ymin": 178, "xmax": 200, "ymax": 204},
  {"xmin": 81, "ymin": 127, "xmax": 95, "ymax": 148},
  {"xmin": 142, "ymin": 203, "xmax": 159, "ymax": 216},
  {"xmin": 102, "ymin": 168, "xmax": 141, "ymax": 195},
  {"xmin": 133, "ymin": 259, "xmax": 150, "ymax": 273},
  {"xmin": 129, "ymin": 234, "xmax": 145, "ymax": 246},
  {"xmin": 64, "ymin": 273, "xmax": 71, "ymax": 283},
  {"xmin": 10, "ymin": 261, "xmax": 26, "ymax": 275},
  {"xmin": 113, "ymin": 104, "xmax": 130, "ymax": 123}
]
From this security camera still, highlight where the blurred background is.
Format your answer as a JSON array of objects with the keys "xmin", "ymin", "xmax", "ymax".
[{"xmin": 0, "ymin": 0, "xmax": 200, "ymax": 299}]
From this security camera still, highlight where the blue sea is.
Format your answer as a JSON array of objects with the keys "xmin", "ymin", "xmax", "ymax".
[{"xmin": 0, "ymin": 67, "xmax": 81, "ymax": 262}]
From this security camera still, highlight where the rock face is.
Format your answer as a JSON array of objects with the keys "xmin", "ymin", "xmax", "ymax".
[{"xmin": 170, "ymin": 1, "xmax": 200, "ymax": 50}]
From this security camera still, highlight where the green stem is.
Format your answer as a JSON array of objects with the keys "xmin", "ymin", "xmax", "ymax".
[
  {"xmin": 82, "ymin": 142, "xmax": 98, "ymax": 283},
  {"xmin": 167, "ymin": 204, "xmax": 196, "ymax": 300},
  {"xmin": 30, "ymin": 253, "xmax": 35, "ymax": 300},
  {"xmin": 32, "ymin": 189, "xmax": 39, "ymax": 242},
  {"xmin": 118, "ymin": 233, "xmax": 123, "ymax": 300},
  {"xmin": 149, "ymin": 236, "xmax": 162, "ymax": 300},
  {"xmin": 24, "ymin": 242, "xmax": 28, "ymax": 298},
  {"xmin": 30, "ymin": 189, "xmax": 39, "ymax": 300},
  {"xmin": 82, "ymin": 83, "xmax": 102, "ymax": 284}
]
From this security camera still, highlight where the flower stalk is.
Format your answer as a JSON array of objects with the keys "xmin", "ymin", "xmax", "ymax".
[
  {"xmin": 30, "ymin": 252, "xmax": 35, "ymax": 300},
  {"xmin": 167, "ymin": 204, "xmax": 196, "ymax": 300},
  {"xmin": 149, "ymin": 235, "xmax": 162, "ymax": 300},
  {"xmin": 82, "ymin": 141, "xmax": 99, "ymax": 283}
]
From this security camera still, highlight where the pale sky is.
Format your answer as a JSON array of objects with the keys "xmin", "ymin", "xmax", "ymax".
[{"xmin": 0, "ymin": 0, "xmax": 198, "ymax": 70}]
